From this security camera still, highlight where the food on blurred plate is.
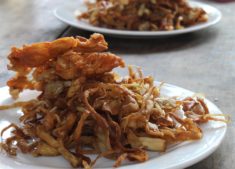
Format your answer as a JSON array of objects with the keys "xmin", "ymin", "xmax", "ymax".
[
  {"xmin": 77, "ymin": 0, "xmax": 208, "ymax": 31},
  {"xmin": 0, "ymin": 34, "xmax": 226, "ymax": 168}
]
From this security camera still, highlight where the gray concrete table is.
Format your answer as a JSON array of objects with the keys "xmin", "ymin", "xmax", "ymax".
[{"xmin": 0, "ymin": 0, "xmax": 234, "ymax": 168}]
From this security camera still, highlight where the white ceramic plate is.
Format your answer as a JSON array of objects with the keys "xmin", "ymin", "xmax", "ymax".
[
  {"xmin": 0, "ymin": 83, "xmax": 227, "ymax": 169},
  {"xmin": 54, "ymin": 1, "xmax": 222, "ymax": 38}
]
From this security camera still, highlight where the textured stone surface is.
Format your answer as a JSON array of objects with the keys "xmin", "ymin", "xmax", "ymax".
[{"xmin": 0, "ymin": 0, "xmax": 234, "ymax": 168}]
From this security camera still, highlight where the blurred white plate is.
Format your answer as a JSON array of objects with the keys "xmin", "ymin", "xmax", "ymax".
[
  {"xmin": 54, "ymin": 1, "xmax": 222, "ymax": 38},
  {"xmin": 0, "ymin": 82, "xmax": 227, "ymax": 169}
]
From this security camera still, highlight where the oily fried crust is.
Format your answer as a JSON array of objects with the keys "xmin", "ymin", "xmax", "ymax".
[
  {"xmin": 8, "ymin": 33, "xmax": 109, "ymax": 70},
  {"xmin": 6, "ymin": 33, "xmax": 124, "ymax": 97},
  {"xmin": 56, "ymin": 51, "xmax": 125, "ymax": 79},
  {"xmin": 74, "ymin": 33, "xmax": 108, "ymax": 53},
  {"xmin": 81, "ymin": 52, "xmax": 125, "ymax": 76}
]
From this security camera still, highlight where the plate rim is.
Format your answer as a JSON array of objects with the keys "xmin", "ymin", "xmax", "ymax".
[
  {"xmin": 0, "ymin": 82, "xmax": 227, "ymax": 169},
  {"xmin": 53, "ymin": 1, "xmax": 222, "ymax": 37}
]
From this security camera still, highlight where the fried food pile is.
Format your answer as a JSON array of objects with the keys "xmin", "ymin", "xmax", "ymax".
[
  {"xmin": 0, "ymin": 34, "xmax": 224, "ymax": 168},
  {"xmin": 78, "ymin": 0, "xmax": 208, "ymax": 31}
]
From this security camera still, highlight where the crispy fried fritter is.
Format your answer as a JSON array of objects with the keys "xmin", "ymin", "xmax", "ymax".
[
  {"xmin": 8, "ymin": 33, "xmax": 110, "ymax": 69},
  {"xmin": 6, "ymin": 33, "xmax": 124, "ymax": 97},
  {"xmin": 56, "ymin": 51, "xmax": 124, "ymax": 79}
]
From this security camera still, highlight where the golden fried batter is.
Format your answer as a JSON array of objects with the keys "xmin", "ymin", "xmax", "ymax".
[
  {"xmin": 8, "ymin": 34, "xmax": 110, "ymax": 69},
  {"xmin": 7, "ymin": 33, "xmax": 124, "ymax": 97}
]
